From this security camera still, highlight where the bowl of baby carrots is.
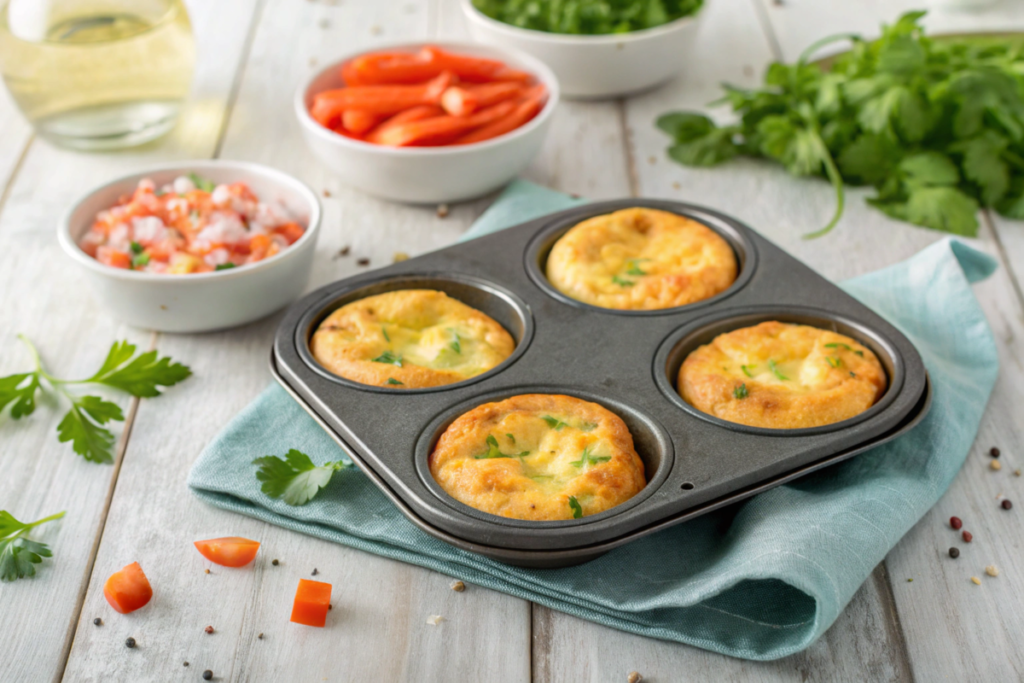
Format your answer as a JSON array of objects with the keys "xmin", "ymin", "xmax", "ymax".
[{"xmin": 295, "ymin": 42, "xmax": 558, "ymax": 203}]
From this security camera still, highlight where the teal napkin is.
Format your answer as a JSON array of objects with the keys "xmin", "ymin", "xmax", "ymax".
[{"xmin": 188, "ymin": 180, "xmax": 999, "ymax": 661}]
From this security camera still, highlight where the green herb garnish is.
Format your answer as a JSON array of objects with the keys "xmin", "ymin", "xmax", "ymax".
[
  {"xmin": 580, "ymin": 421, "xmax": 598, "ymax": 432},
  {"xmin": 571, "ymin": 445, "xmax": 611, "ymax": 468},
  {"xmin": 386, "ymin": 377, "xmax": 403, "ymax": 385},
  {"xmin": 768, "ymin": 359, "xmax": 788, "ymax": 381},
  {"xmin": 569, "ymin": 496, "xmax": 583, "ymax": 519},
  {"xmin": 381, "ymin": 326, "xmax": 390, "ymax": 342},
  {"xmin": 472, "ymin": 0, "xmax": 703, "ymax": 35},
  {"xmin": 741, "ymin": 364, "xmax": 755, "ymax": 378},
  {"xmin": 372, "ymin": 351, "xmax": 402, "ymax": 367},
  {"xmin": 506, "ymin": 433, "xmax": 516, "ymax": 444},
  {"xmin": 0, "ymin": 510, "xmax": 64, "ymax": 582},
  {"xmin": 474, "ymin": 434, "xmax": 528, "ymax": 460},
  {"xmin": 189, "ymin": 172, "xmax": 216, "ymax": 193},
  {"xmin": 625, "ymin": 258, "xmax": 650, "ymax": 276},
  {"xmin": 252, "ymin": 449, "xmax": 352, "ymax": 506},
  {"xmin": 850, "ymin": 371, "xmax": 857, "ymax": 377},
  {"xmin": 611, "ymin": 275, "xmax": 634, "ymax": 287},
  {"xmin": 1, "ymin": 337, "xmax": 190, "ymax": 463},
  {"xmin": 826, "ymin": 342, "xmax": 864, "ymax": 357},
  {"xmin": 733, "ymin": 383, "xmax": 749, "ymax": 399},
  {"xmin": 656, "ymin": 11, "xmax": 1024, "ymax": 238},
  {"xmin": 129, "ymin": 241, "xmax": 143, "ymax": 254},
  {"xmin": 542, "ymin": 415, "xmax": 569, "ymax": 431},
  {"xmin": 215, "ymin": 263, "xmax": 236, "ymax": 271},
  {"xmin": 449, "ymin": 328, "xmax": 462, "ymax": 354},
  {"xmin": 826, "ymin": 356, "xmax": 842, "ymax": 368}
]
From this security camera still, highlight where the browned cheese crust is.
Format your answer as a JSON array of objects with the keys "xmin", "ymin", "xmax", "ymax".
[
  {"xmin": 428, "ymin": 394, "xmax": 647, "ymax": 521},
  {"xmin": 679, "ymin": 322, "xmax": 887, "ymax": 429},
  {"xmin": 310, "ymin": 289, "xmax": 515, "ymax": 389},
  {"xmin": 545, "ymin": 207, "xmax": 737, "ymax": 310}
]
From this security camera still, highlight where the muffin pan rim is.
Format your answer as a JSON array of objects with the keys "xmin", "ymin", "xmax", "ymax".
[
  {"xmin": 411, "ymin": 384, "xmax": 676, "ymax": 528},
  {"xmin": 294, "ymin": 272, "xmax": 536, "ymax": 395},
  {"xmin": 523, "ymin": 200, "xmax": 759, "ymax": 316},
  {"xmin": 652, "ymin": 305, "xmax": 905, "ymax": 436}
]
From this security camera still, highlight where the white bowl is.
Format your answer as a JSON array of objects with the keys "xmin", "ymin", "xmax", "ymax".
[
  {"xmin": 58, "ymin": 160, "xmax": 322, "ymax": 333},
  {"xmin": 295, "ymin": 40, "xmax": 559, "ymax": 204},
  {"xmin": 460, "ymin": 0, "xmax": 703, "ymax": 99}
]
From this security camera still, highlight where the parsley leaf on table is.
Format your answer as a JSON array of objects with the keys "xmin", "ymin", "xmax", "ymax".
[
  {"xmin": 85, "ymin": 340, "xmax": 192, "ymax": 397},
  {"xmin": 252, "ymin": 449, "xmax": 352, "ymax": 506},
  {"xmin": 0, "ymin": 510, "xmax": 64, "ymax": 582}
]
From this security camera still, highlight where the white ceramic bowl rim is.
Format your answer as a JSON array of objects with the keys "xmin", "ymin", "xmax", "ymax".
[
  {"xmin": 58, "ymin": 159, "xmax": 322, "ymax": 283},
  {"xmin": 459, "ymin": 0, "xmax": 703, "ymax": 44},
  {"xmin": 294, "ymin": 39, "xmax": 560, "ymax": 157}
]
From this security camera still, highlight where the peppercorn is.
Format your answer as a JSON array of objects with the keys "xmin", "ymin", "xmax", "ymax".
[
  {"xmin": 991, "ymin": 460, "xmax": 1002, "ymax": 471},
  {"xmin": 437, "ymin": 204, "xmax": 449, "ymax": 218},
  {"xmin": 949, "ymin": 547, "xmax": 960, "ymax": 558},
  {"xmin": 272, "ymin": 559, "xmax": 279, "ymax": 566},
  {"xmin": 204, "ymin": 569, "xmax": 210, "ymax": 574},
  {"xmin": 1002, "ymin": 499, "xmax": 1013, "ymax": 510},
  {"xmin": 312, "ymin": 568, "xmax": 318, "ymax": 576},
  {"xmin": 204, "ymin": 625, "xmax": 214, "ymax": 634},
  {"xmin": 328, "ymin": 604, "xmax": 333, "ymax": 610},
  {"xmin": 258, "ymin": 633, "xmax": 264, "ymax": 640},
  {"xmin": 203, "ymin": 670, "xmax": 213, "ymax": 681},
  {"xmin": 184, "ymin": 662, "xmax": 189, "ymax": 667},
  {"xmin": 963, "ymin": 530, "xmax": 973, "ymax": 543},
  {"xmin": 950, "ymin": 516, "xmax": 963, "ymax": 530},
  {"xmin": 990, "ymin": 446, "xmax": 1001, "ymax": 457},
  {"xmin": 125, "ymin": 637, "xmax": 136, "ymax": 649},
  {"xmin": 356, "ymin": 258, "xmax": 370, "ymax": 266},
  {"xmin": 451, "ymin": 580, "xmax": 466, "ymax": 592},
  {"xmin": 93, "ymin": 618, "xmax": 102, "ymax": 626}
]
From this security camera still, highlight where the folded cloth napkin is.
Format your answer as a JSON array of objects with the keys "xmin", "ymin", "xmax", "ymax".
[{"xmin": 188, "ymin": 180, "xmax": 999, "ymax": 660}]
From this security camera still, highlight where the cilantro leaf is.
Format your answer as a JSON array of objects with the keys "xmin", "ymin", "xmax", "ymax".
[
  {"xmin": 872, "ymin": 186, "xmax": 979, "ymax": 236},
  {"xmin": 568, "ymin": 496, "xmax": 583, "ymax": 519},
  {"xmin": 952, "ymin": 131, "xmax": 1010, "ymax": 205},
  {"xmin": 252, "ymin": 449, "xmax": 351, "ymax": 506},
  {"xmin": 85, "ymin": 341, "xmax": 192, "ymax": 397},
  {"xmin": 0, "ymin": 372, "xmax": 40, "ymax": 418},
  {"xmin": 768, "ymin": 359, "xmax": 788, "ymax": 381}
]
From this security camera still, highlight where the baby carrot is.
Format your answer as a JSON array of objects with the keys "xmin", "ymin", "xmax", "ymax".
[
  {"xmin": 422, "ymin": 46, "xmax": 531, "ymax": 83},
  {"xmin": 440, "ymin": 82, "xmax": 523, "ymax": 117},
  {"xmin": 454, "ymin": 96, "xmax": 544, "ymax": 145},
  {"xmin": 343, "ymin": 46, "xmax": 531, "ymax": 86},
  {"xmin": 365, "ymin": 105, "xmax": 444, "ymax": 144},
  {"xmin": 342, "ymin": 109, "xmax": 382, "ymax": 135},
  {"xmin": 374, "ymin": 99, "xmax": 517, "ymax": 147},
  {"xmin": 311, "ymin": 71, "xmax": 452, "ymax": 121}
]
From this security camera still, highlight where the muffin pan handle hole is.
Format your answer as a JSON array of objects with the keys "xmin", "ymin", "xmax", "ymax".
[{"xmin": 681, "ymin": 482, "xmax": 695, "ymax": 490}]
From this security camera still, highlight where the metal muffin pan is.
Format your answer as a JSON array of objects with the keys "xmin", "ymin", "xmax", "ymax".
[{"xmin": 272, "ymin": 198, "xmax": 931, "ymax": 566}]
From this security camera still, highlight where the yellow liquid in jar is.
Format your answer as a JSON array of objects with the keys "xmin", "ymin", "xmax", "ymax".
[{"xmin": 0, "ymin": 0, "xmax": 195, "ymax": 149}]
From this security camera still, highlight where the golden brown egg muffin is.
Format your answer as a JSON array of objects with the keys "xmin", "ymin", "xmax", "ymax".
[
  {"xmin": 310, "ymin": 290, "xmax": 515, "ymax": 389},
  {"xmin": 679, "ymin": 322, "xmax": 887, "ymax": 429},
  {"xmin": 429, "ymin": 394, "xmax": 647, "ymax": 521},
  {"xmin": 545, "ymin": 207, "xmax": 737, "ymax": 310}
]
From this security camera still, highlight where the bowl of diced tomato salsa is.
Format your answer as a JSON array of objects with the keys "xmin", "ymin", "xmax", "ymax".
[
  {"xmin": 295, "ymin": 42, "xmax": 559, "ymax": 203},
  {"xmin": 59, "ymin": 160, "xmax": 321, "ymax": 333}
]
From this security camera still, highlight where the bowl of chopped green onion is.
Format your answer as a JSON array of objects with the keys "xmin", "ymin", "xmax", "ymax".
[{"xmin": 461, "ymin": 0, "xmax": 704, "ymax": 99}]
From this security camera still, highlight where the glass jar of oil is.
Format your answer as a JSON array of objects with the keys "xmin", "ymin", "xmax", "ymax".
[{"xmin": 0, "ymin": 0, "xmax": 195, "ymax": 150}]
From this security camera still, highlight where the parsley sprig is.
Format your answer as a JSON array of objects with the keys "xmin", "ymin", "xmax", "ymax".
[
  {"xmin": 1, "ymin": 336, "xmax": 191, "ymax": 463},
  {"xmin": 0, "ymin": 510, "xmax": 65, "ymax": 582},
  {"xmin": 252, "ymin": 449, "xmax": 352, "ymax": 506},
  {"xmin": 658, "ymin": 11, "xmax": 1024, "ymax": 237},
  {"xmin": 571, "ymin": 445, "xmax": 611, "ymax": 468}
]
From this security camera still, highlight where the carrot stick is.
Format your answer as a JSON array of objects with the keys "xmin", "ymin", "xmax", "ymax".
[
  {"xmin": 440, "ymin": 82, "xmax": 523, "ymax": 117},
  {"xmin": 310, "ymin": 71, "xmax": 452, "ymax": 123},
  {"xmin": 365, "ymin": 105, "xmax": 444, "ymax": 144},
  {"xmin": 454, "ymin": 96, "xmax": 544, "ymax": 145},
  {"xmin": 342, "ymin": 109, "xmax": 382, "ymax": 135},
  {"xmin": 374, "ymin": 99, "xmax": 517, "ymax": 147},
  {"xmin": 342, "ymin": 46, "xmax": 533, "ymax": 85}
]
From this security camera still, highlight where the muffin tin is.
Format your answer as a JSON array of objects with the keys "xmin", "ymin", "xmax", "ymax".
[{"xmin": 271, "ymin": 198, "xmax": 932, "ymax": 568}]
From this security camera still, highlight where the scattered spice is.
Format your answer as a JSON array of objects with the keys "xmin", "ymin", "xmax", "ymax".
[
  {"xmin": 991, "ymin": 460, "xmax": 1002, "ymax": 471},
  {"xmin": 986, "ymin": 565, "xmax": 1000, "ymax": 577},
  {"xmin": 436, "ymin": 203, "xmax": 449, "ymax": 218},
  {"xmin": 990, "ymin": 446, "xmax": 1001, "ymax": 457},
  {"xmin": 648, "ymin": 156, "xmax": 657, "ymax": 164},
  {"xmin": 356, "ymin": 258, "xmax": 370, "ymax": 266},
  {"xmin": 426, "ymin": 614, "xmax": 445, "ymax": 626},
  {"xmin": 203, "ymin": 671, "xmax": 213, "ymax": 681},
  {"xmin": 1016, "ymin": 469, "xmax": 1022, "ymax": 477},
  {"xmin": 258, "ymin": 633, "xmax": 264, "ymax": 640},
  {"xmin": 371, "ymin": 24, "xmax": 382, "ymax": 35},
  {"xmin": 1002, "ymin": 499, "xmax": 1013, "ymax": 510},
  {"xmin": 184, "ymin": 662, "xmax": 189, "ymax": 667},
  {"xmin": 272, "ymin": 559, "xmax": 279, "ymax": 566},
  {"xmin": 672, "ymin": 181, "xmax": 681, "ymax": 189},
  {"xmin": 125, "ymin": 637, "xmax": 136, "ymax": 649},
  {"xmin": 93, "ymin": 618, "xmax": 102, "ymax": 626},
  {"xmin": 329, "ymin": 604, "xmax": 333, "ymax": 610},
  {"xmin": 628, "ymin": 673, "xmax": 643, "ymax": 683},
  {"xmin": 393, "ymin": 252, "xmax": 409, "ymax": 263},
  {"xmin": 451, "ymin": 580, "xmax": 466, "ymax": 592},
  {"xmin": 311, "ymin": 568, "xmax": 319, "ymax": 576},
  {"xmin": 950, "ymin": 516, "xmax": 963, "ymax": 530},
  {"xmin": 962, "ymin": 530, "xmax": 973, "ymax": 543},
  {"xmin": 322, "ymin": 189, "xmax": 332, "ymax": 198},
  {"xmin": 949, "ymin": 547, "xmax": 960, "ymax": 559},
  {"xmin": 204, "ymin": 625, "xmax": 214, "ymax": 635},
  {"xmin": 971, "ymin": 576, "xmax": 982, "ymax": 585},
  {"xmin": 204, "ymin": 569, "xmax": 210, "ymax": 574},
  {"xmin": 906, "ymin": 578, "xmax": 913, "ymax": 582}
]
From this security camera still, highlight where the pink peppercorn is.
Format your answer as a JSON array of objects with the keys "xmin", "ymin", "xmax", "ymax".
[
  {"xmin": 962, "ymin": 530, "xmax": 973, "ymax": 543},
  {"xmin": 950, "ymin": 516, "xmax": 963, "ymax": 530}
]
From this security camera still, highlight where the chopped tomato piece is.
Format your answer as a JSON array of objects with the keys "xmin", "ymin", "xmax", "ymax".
[
  {"xmin": 272, "ymin": 222, "xmax": 305, "ymax": 245},
  {"xmin": 96, "ymin": 246, "xmax": 131, "ymax": 269},
  {"xmin": 290, "ymin": 579, "xmax": 332, "ymax": 627},
  {"xmin": 249, "ymin": 233, "xmax": 272, "ymax": 262},
  {"xmin": 194, "ymin": 537, "xmax": 261, "ymax": 567},
  {"xmin": 103, "ymin": 562, "xmax": 153, "ymax": 614}
]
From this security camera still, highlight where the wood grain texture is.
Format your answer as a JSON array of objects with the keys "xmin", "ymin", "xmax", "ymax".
[{"xmin": 0, "ymin": 1, "xmax": 260, "ymax": 682}]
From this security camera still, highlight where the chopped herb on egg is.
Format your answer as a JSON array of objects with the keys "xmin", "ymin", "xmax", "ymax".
[
  {"xmin": 580, "ymin": 421, "xmax": 598, "ymax": 432},
  {"xmin": 506, "ymin": 433, "xmax": 515, "ymax": 444},
  {"xmin": 372, "ymin": 351, "xmax": 403, "ymax": 367},
  {"xmin": 825, "ymin": 341, "xmax": 864, "ymax": 357},
  {"xmin": 381, "ymin": 326, "xmax": 390, "ymax": 342},
  {"xmin": 625, "ymin": 258, "xmax": 650, "ymax": 276},
  {"xmin": 733, "ymin": 383, "xmax": 748, "ymax": 399},
  {"xmin": 542, "ymin": 415, "xmax": 568, "ymax": 431},
  {"xmin": 215, "ymin": 263, "xmax": 235, "ymax": 271},
  {"xmin": 571, "ymin": 445, "xmax": 611, "ymax": 468},
  {"xmin": 611, "ymin": 275, "xmax": 634, "ymax": 287},
  {"xmin": 768, "ymin": 359, "xmax": 788, "ymax": 381},
  {"xmin": 849, "ymin": 371, "xmax": 856, "ymax": 378},
  {"xmin": 386, "ymin": 377, "xmax": 403, "ymax": 385},
  {"xmin": 475, "ymin": 435, "xmax": 512, "ymax": 459},
  {"xmin": 449, "ymin": 329, "xmax": 461, "ymax": 354},
  {"xmin": 826, "ymin": 356, "xmax": 842, "ymax": 368},
  {"xmin": 569, "ymin": 496, "xmax": 583, "ymax": 519},
  {"xmin": 741, "ymin": 364, "xmax": 754, "ymax": 378}
]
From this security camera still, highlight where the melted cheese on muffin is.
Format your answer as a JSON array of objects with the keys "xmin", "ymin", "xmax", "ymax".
[
  {"xmin": 429, "ymin": 394, "xmax": 647, "ymax": 521},
  {"xmin": 679, "ymin": 322, "xmax": 887, "ymax": 429},
  {"xmin": 310, "ymin": 290, "xmax": 515, "ymax": 389},
  {"xmin": 546, "ymin": 207, "xmax": 737, "ymax": 310}
]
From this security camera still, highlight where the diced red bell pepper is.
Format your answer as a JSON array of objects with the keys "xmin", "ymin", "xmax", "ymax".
[{"xmin": 290, "ymin": 578, "xmax": 332, "ymax": 627}]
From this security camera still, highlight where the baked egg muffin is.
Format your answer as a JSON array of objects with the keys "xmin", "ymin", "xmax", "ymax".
[
  {"xmin": 429, "ymin": 394, "xmax": 647, "ymax": 521},
  {"xmin": 545, "ymin": 207, "xmax": 737, "ymax": 310},
  {"xmin": 679, "ymin": 322, "xmax": 887, "ymax": 429},
  {"xmin": 310, "ymin": 289, "xmax": 515, "ymax": 389}
]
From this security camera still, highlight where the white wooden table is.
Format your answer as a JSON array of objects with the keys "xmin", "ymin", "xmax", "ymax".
[{"xmin": 3, "ymin": 0, "xmax": 1023, "ymax": 680}]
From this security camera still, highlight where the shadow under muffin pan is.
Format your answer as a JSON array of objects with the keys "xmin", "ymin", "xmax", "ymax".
[{"xmin": 272, "ymin": 198, "xmax": 931, "ymax": 568}]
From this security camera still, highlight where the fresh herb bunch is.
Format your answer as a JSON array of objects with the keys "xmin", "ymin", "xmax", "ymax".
[
  {"xmin": 0, "ymin": 337, "xmax": 191, "ymax": 463},
  {"xmin": 253, "ymin": 449, "xmax": 353, "ymax": 506},
  {"xmin": 472, "ymin": 0, "xmax": 702, "ymax": 35},
  {"xmin": 657, "ymin": 11, "xmax": 1024, "ymax": 237},
  {"xmin": 0, "ymin": 510, "xmax": 65, "ymax": 581}
]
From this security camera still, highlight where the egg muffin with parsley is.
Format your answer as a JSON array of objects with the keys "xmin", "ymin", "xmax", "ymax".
[
  {"xmin": 679, "ymin": 322, "xmax": 887, "ymax": 429},
  {"xmin": 545, "ymin": 207, "xmax": 737, "ymax": 311},
  {"xmin": 310, "ymin": 290, "xmax": 515, "ymax": 389},
  {"xmin": 429, "ymin": 394, "xmax": 647, "ymax": 521}
]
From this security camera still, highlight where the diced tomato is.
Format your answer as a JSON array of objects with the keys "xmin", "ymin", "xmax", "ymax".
[
  {"xmin": 249, "ymin": 233, "xmax": 272, "ymax": 262},
  {"xmin": 103, "ymin": 562, "xmax": 153, "ymax": 614},
  {"xmin": 272, "ymin": 222, "xmax": 305, "ymax": 245},
  {"xmin": 194, "ymin": 537, "xmax": 261, "ymax": 567},
  {"xmin": 96, "ymin": 246, "xmax": 131, "ymax": 269},
  {"xmin": 290, "ymin": 579, "xmax": 332, "ymax": 627},
  {"xmin": 228, "ymin": 182, "xmax": 259, "ymax": 203}
]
